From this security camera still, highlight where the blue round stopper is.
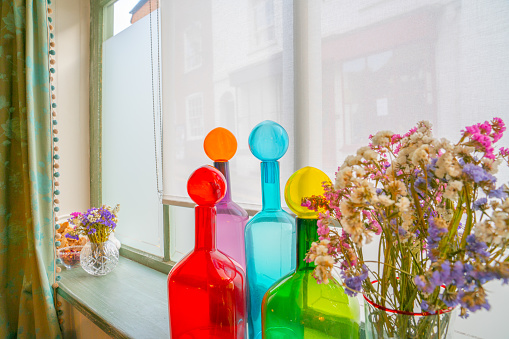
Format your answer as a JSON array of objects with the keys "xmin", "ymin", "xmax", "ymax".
[{"xmin": 248, "ymin": 120, "xmax": 289, "ymax": 161}]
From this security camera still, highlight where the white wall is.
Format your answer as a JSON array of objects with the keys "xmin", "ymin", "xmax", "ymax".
[
  {"xmin": 53, "ymin": 0, "xmax": 109, "ymax": 337},
  {"xmin": 54, "ymin": 0, "xmax": 91, "ymax": 218}
]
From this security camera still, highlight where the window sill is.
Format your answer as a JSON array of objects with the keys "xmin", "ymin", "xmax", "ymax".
[{"xmin": 57, "ymin": 257, "xmax": 170, "ymax": 338}]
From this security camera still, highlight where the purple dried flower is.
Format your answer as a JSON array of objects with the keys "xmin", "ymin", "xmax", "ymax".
[
  {"xmin": 421, "ymin": 300, "xmax": 429, "ymax": 312},
  {"xmin": 473, "ymin": 198, "xmax": 488, "ymax": 211},
  {"xmin": 488, "ymin": 186, "xmax": 507, "ymax": 199},
  {"xmin": 65, "ymin": 233, "xmax": 79, "ymax": 240},
  {"xmin": 342, "ymin": 265, "xmax": 368, "ymax": 297},
  {"xmin": 466, "ymin": 234, "xmax": 490, "ymax": 257},
  {"xmin": 398, "ymin": 227, "xmax": 407, "ymax": 236},
  {"xmin": 451, "ymin": 261, "xmax": 466, "ymax": 288},
  {"xmin": 426, "ymin": 217, "xmax": 447, "ymax": 251},
  {"xmin": 462, "ymin": 164, "xmax": 496, "ymax": 184}
]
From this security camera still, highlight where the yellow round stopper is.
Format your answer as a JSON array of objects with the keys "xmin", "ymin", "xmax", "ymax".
[
  {"xmin": 284, "ymin": 167, "xmax": 331, "ymax": 219},
  {"xmin": 204, "ymin": 127, "xmax": 237, "ymax": 162}
]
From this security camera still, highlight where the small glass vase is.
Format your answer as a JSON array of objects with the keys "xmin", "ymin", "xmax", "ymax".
[
  {"xmin": 363, "ymin": 294, "xmax": 456, "ymax": 339},
  {"xmin": 80, "ymin": 240, "xmax": 119, "ymax": 276}
]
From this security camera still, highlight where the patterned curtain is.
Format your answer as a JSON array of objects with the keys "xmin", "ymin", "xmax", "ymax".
[{"xmin": 0, "ymin": 0, "xmax": 62, "ymax": 337}]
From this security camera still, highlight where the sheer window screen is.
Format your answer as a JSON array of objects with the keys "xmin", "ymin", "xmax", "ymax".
[{"xmin": 161, "ymin": 0, "xmax": 295, "ymax": 260}]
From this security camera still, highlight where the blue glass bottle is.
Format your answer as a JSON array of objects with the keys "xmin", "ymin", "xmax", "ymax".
[{"xmin": 245, "ymin": 121, "xmax": 296, "ymax": 339}]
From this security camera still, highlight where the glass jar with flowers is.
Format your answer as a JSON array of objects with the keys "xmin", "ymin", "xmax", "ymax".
[
  {"xmin": 304, "ymin": 118, "xmax": 509, "ymax": 338},
  {"xmin": 66, "ymin": 204, "xmax": 120, "ymax": 276}
]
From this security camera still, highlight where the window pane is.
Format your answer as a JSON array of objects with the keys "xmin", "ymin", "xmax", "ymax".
[
  {"xmin": 169, "ymin": 205, "xmax": 195, "ymax": 262},
  {"xmin": 113, "ymin": 0, "xmax": 159, "ymax": 37},
  {"xmin": 102, "ymin": 8, "xmax": 163, "ymax": 256}
]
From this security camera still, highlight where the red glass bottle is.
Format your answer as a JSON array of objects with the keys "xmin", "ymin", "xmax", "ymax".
[{"xmin": 167, "ymin": 166, "xmax": 247, "ymax": 338}]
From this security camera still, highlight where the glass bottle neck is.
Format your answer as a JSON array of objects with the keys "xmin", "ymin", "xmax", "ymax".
[
  {"xmin": 194, "ymin": 206, "xmax": 217, "ymax": 250},
  {"xmin": 261, "ymin": 161, "xmax": 281, "ymax": 211},
  {"xmin": 214, "ymin": 161, "xmax": 232, "ymax": 203},
  {"xmin": 296, "ymin": 218, "xmax": 319, "ymax": 271}
]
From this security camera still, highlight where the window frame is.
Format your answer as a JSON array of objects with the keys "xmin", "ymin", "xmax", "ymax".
[
  {"xmin": 89, "ymin": 1, "xmax": 326, "ymax": 267},
  {"xmin": 90, "ymin": 0, "xmax": 174, "ymax": 269}
]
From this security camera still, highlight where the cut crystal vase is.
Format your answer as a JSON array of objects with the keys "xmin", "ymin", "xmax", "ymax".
[{"xmin": 80, "ymin": 239, "xmax": 119, "ymax": 276}]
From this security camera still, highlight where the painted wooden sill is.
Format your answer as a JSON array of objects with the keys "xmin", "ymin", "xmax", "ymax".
[{"xmin": 57, "ymin": 257, "xmax": 170, "ymax": 338}]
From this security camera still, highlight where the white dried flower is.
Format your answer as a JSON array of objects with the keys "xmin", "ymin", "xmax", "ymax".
[
  {"xmin": 340, "ymin": 200, "xmax": 356, "ymax": 217},
  {"xmin": 411, "ymin": 144, "xmax": 430, "ymax": 166},
  {"xmin": 446, "ymin": 162, "xmax": 462, "ymax": 178},
  {"xmin": 378, "ymin": 195, "xmax": 395, "ymax": 207},
  {"xmin": 396, "ymin": 197, "xmax": 411, "ymax": 213},
  {"xmin": 355, "ymin": 167, "xmax": 366, "ymax": 177},
  {"xmin": 386, "ymin": 180, "xmax": 407, "ymax": 197},
  {"xmin": 344, "ymin": 155, "xmax": 362, "ymax": 167},
  {"xmin": 316, "ymin": 244, "xmax": 328, "ymax": 256},
  {"xmin": 443, "ymin": 180, "xmax": 463, "ymax": 201},
  {"xmin": 335, "ymin": 166, "xmax": 353, "ymax": 189},
  {"xmin": 435, "ymin": 152, "xmax": 453, "ymax": 179},
  {"xmin": 371, "ymin": 130, "xmax": 394, "ymax": 147},
  {"xmin": 482, "ymin": 158, "xmax": 502, "ymax": 174}
]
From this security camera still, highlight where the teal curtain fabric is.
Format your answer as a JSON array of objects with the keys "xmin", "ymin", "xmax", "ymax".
[{"xmin": 0, "ymin": 0, "xmax": 62, "ymax": 337}]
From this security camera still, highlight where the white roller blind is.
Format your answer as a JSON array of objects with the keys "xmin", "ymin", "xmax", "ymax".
[
  {"xmin": 317, "ymin": 0, "xmax": 509, "ymax": 180},
  {"xmin": 161, "ymin": 0, "xmax": 295, "ymax": 210}
]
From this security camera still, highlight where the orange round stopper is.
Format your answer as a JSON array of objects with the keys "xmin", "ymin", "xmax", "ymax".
[{"xmin": 204, "ymin": 127, "xmax": 237, "ymax": 162}]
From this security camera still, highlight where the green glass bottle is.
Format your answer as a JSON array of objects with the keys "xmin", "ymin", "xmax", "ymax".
[{"xmin": 261, "ymin": 167, "xmax": 360, "ymax": 338}]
